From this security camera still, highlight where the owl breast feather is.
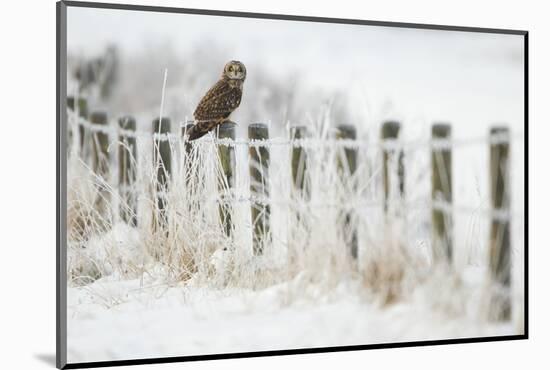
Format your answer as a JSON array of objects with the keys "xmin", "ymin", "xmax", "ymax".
[{"xmin": 193, "ymin": 79, "xmax": 243, "ymax": 122}]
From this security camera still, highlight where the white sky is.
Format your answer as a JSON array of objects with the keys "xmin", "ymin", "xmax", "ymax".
[{"xmin": 67, "ymin": 6, "xmax": 524, "ymax": 136}]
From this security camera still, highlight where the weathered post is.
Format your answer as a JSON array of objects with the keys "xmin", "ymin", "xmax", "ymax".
[
  {"xmin": 431, "ymin": 123, "xmax": 453, "ymax": 263},
  {"xmin": 291, "ymin": 126, "xmax": 309, "ymax": 198},
  {"xmin": 217, "ymin": 121, "xmax": 237, "ymax": 237},
  {"xmin": 489, "ymin": 126, "xmax": 511, "ymax": 321},
  {"xmin": 90, "ymin": 111, "xmax": 111, "ymax": 221},
  {"xmin": 381, "ymin": 121, "xmax": 404, "ymax": 212},
  {"xmin": 66, "ymin": 96, "xmax": 88, "ymax": 157},
  {"xmin": 248, "ymin": 123, "xmax": 270, "ymax": 255},
  {"xmin": 118, "ymin": 116, "xmax": 137, "ymax": 226},
  {"xmin": 153, "ymin": 117, "xmax": 172, "ymax": 229},
  {"xmin": 291, "ymin": 125, "xmax": 310, "ymax": 241},
  {"xmin": 289, "ymin": 125, "xmax": 310, "ymax": 258},
  {"xmin": 336, "ymin": 124, "xmax": 358, "ymax": 259},
  {"xmin": 90, "ymin": 111, "xmax": 110, "ymax": 180}
]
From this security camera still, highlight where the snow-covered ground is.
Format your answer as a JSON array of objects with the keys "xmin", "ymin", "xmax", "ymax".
[
  {"xmin": 66, "ymin": 223, "xmax": 521, "ymax": 364},
  {"xmin": 67, "ymin": 268, "xmax": 515, "ymax": 364}
]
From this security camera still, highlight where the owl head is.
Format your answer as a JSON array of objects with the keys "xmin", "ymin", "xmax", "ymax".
[{"xmin": 223, "ymin": 60, "xmax": 246, "ymax": 80}]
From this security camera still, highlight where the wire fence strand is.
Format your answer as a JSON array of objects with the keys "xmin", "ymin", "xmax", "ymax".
[
  {"xmin": 69, "ymin": 110, "xmax": 524, "ymax": 150},
  {"xmin": 67, "ymin": 108, "xmax": 525, "ymax": 223}
]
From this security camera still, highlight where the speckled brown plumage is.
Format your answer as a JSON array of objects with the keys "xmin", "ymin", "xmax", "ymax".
[{"xmin": 187, "ymin": 61, "xmax": 246, "ymax": 141}]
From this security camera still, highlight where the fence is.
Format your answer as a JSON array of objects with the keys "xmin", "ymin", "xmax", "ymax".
[{"xmin": 66, "ymin": 96, "xmax": 523, "ymax": 321}]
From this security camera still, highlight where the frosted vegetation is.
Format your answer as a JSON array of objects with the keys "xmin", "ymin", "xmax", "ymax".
[{"xmin": 65, "ymin": 42, "xmax": 524, "ymax": 363}]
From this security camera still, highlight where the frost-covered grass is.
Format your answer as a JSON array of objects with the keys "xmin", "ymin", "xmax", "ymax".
[
  {"xmin": 67, "ymin": 250, "xmax": 516, "ymax": 363},
  {"xmin": 66, "ymin": 105, "xmax": 524, "ymax": 363}
]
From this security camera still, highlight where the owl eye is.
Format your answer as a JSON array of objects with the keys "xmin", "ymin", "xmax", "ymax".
[{"xmin": 228, "ymin": 66, "xmax": 234, "ymax": 72}]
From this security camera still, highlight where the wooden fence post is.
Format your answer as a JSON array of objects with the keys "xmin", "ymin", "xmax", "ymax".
[
  {"xmin": 118, "ymin": 116, "xmax": 137, "ymax": 226},
  {"xmin": 431, "ymin": 123, "xmax": 453, "ymax": 263},
  {"xmin": 336, "ymin": 124, "xmax": 358, "ymax": 259},
  {"xmin": 291, "ymin": 125, "xmax": 310, "ymax": 244},
  {"xmin": 381, "ymin": 121, "xmax": 404, "ymax": 213},
  {"xmin": 90, "ymin": 111, "xmax": 111, "ymax": 220},
  {"xmin": 153, "ymin": 117, "xmax": 172, "ymax": 229},
  {"xmin": 291, "ymin": 126, "xmax": 309, "ymax": 198},
  {"xmin": 217, "ymin": 121, "xmax": 237, "ymax": 237},
  {"xmin": 66, "ymin": 96, "xmax": 88, "ymax": 157},
  {"xmin": 489, "ymin": 126, "xmax": 511, "ymax": 321},
  {"xmin": 90, "ymin": 111, "xmax": 110, "ymax": 180},
  {"xmin": 249, "ymin": 123, "xmax": 270, "ymax": 255}
]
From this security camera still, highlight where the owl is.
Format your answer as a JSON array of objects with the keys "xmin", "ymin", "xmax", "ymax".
[{"xmin": 186, "ymin": 60, "xmax": 246, "ymax": 141}]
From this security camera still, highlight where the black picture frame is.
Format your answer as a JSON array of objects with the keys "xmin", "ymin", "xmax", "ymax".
[{"xmin": 56, "ymin": 1, "xmax": 529, "ymax": 368}]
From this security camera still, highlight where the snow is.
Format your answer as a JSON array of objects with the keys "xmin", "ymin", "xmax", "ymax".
[{"xmin": 67, "ymin": 267, "xmax": 514, "ymax": 364}]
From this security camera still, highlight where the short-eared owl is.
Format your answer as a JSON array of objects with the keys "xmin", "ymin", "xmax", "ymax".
[{"xmin": 186, "ymin": 60, "xmax": 246, "ymax": 141}]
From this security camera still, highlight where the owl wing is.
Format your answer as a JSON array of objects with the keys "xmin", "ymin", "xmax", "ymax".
[{"xmin": 193, "ymin": 79, "xmax": 241, "ymax": 121}]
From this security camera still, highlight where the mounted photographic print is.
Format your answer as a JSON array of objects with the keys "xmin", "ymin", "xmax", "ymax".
[{"xmin": 56, "ymin": 1, "xmax": 528, "ymax": 368}]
